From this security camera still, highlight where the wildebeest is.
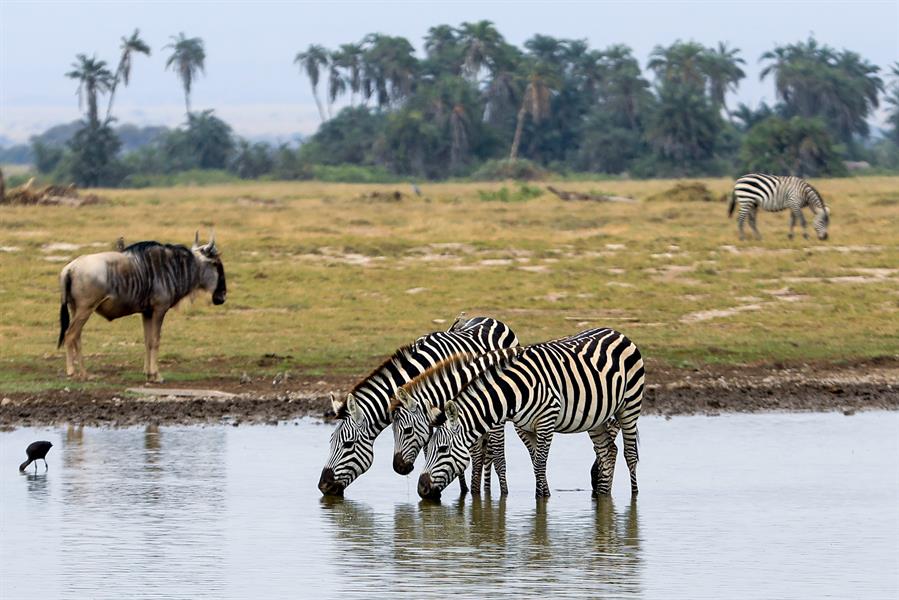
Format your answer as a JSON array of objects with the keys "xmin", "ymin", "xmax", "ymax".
[{"xmin": 57, "ymin": 232, "xmax": 227, "ymax": 382}]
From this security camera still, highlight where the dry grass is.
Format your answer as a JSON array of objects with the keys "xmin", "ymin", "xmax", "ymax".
[{"xmin": 1, "ymin": 177, "xmax": 897, "ymax": 392}]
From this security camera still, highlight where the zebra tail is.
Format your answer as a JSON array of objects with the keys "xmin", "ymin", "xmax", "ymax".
[
  {"xmin": 727, "ymin": 190, "xmax": 736, "ymax": 218},
  {"xmin": 57, "ymin": 271, "xmax": 72, "ymax": 349}
]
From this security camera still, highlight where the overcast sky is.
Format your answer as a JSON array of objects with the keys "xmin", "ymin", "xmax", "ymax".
[{"xmin": 1, "ymin": 0, "xmax": 897, "ymax": 143}]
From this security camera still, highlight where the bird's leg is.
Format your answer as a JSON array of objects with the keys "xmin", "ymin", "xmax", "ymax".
[{"xmin": 44, "ymin": 459, "xmax": 49, "ymax": 471}]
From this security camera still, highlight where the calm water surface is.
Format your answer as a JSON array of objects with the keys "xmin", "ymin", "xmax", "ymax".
[{"xmin": 1, "ymin": 412, "xmax": 897, "ymax": 599}]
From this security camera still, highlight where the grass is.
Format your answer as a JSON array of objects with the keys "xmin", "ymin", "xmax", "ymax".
[{"xmin": 1, "ymin": 177, "xmax": 897, "ymax": 391}]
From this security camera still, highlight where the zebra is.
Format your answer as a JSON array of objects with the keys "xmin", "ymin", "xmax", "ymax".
[
  {"xmin": 417, "ymin": 328, "xmax": 644, "ymax": 500},
  {"xmin": 729, "ymin": 174, "xmax": 830, "ymax": 241},
  {"xmin": 390, "ymin": 346, "xmax": 524, "ymax": 495},
  {"xmin": 57, "ymin": 231, "xmax": 226, "ymax": 382},
  {"xmin": 318, "ymin": 316, "xmax": 519, "ymax": 496}
]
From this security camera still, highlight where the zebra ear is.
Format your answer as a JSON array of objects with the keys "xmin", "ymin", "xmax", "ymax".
[
  {"xmin": 346, "ymin": 393, "xmax": 363, "ymax": 422},
  {"xmin": 395, "ymin": 387, "xmax": 416, "ymax": 411},
  {"xmin": 445, "ymin": 401, "xmax": 460, "ymax": 429},
  {"xmin": 329, "ymin": 392, "xmax": 341, "ymax": 415}
]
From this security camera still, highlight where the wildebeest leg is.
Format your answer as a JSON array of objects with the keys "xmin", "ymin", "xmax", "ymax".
[
  {"xmin": 65, "ymin": 303, "xmax": 96, "ymax": 379},
  {"xmin": 147, "ymin": 309, "xmax": 167, "ymax": 383},
  {"xmin": 141, "ymin": 312, "xmax": 153, "ymax": 379}
]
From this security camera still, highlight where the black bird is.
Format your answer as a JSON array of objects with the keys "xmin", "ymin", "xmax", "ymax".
[{"xmin": 19, "ymin": 441, "xmax": 53, "ymax": 473}]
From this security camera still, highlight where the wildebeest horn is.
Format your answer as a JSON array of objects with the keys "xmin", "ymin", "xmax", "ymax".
[
  {"xmin": 209, "ymin": 228, "xmax": 216, "ymax": 249},
  {"xmin": 194, "ymin": 230, "xmax": 200, "ymax": 248}
]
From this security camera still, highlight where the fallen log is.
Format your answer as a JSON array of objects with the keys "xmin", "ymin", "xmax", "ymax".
[{"xmin": 547, "ymin": 185, "xmax": 635, "ymax": 203}]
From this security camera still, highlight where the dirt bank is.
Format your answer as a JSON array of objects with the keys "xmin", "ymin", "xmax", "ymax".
[{"xmin": 1, "ymin": 358, "xmax": 896, "ymax": 428}]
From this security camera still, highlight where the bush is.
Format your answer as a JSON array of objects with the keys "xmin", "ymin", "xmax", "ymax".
[
  {"xmin": 120, "ymin": 169, "xmax": 240, "ymax": 188},
  {"xmin": 311, "ymin": 164, "xmax": 402, "ymax": 183},
  {"xmin": 470, "ymin": 158, "xmax": 549, "ymax": 181},
  {"xmin": 477, "ymin": 184, "xmax": 544, "ymax": 202}
]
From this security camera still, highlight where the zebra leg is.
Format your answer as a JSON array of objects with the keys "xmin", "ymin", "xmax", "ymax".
[
  {"xmin": 616, "ymin": 413, "xmax": 641, "ymax": 496},
  {"xmin": 514, "ymin": 424, "xmax": 537, "ymax": 461},
  {"xmin": 749, "ymin": 210, "xmax": 762, "ymax": 240},
  {"xmin": 589, "ymin": 419, "xmax": 619, "ymax": 496},
  {"xmin": 469, "ymin": 436, "xmax": 485, "ymax": 495},
  {"xmin": 532, "ymin": 418, "xmax": 556, "ymax": 498},
  {"xmin": 737, "ymin": 210, "xmax": 747, "ymax": 240},
  {"xmin": 788, "ymin": 211, "xmax": 796, "ymax": 239},
  {"xmin": 797, "ymin": 210, "xmax": 809, "ymax": 240},
  {"xmin": 458, "ymin": 468, "xmax": 469, "ymax": 495},
  {"xmin": 483, "ymin": 434, "xmax": 494, "ymax": 496},
  {"xmin": 488, "ymin": 425, "xmax": 508, "ymax": 495}
]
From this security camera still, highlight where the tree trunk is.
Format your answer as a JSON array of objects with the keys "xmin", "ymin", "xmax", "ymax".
[
  {"xmin": 509, "ymin": 104, "xmax": 527, "ymax": 159},
  {"xmin": 312, "ymin": 85, "xmax": 327, "ymax": 122},
  {"xmin": 105, "ymin": 81, "xmax": 119, "ymax": 123},
  {"xmin": 184, "ymin": 89, "xmax": 191, "ymax": 118}
]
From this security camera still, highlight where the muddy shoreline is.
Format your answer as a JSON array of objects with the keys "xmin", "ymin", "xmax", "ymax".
[{"xmin": 2, "ymin": 359, "xmax": 896, "ymax": 428}]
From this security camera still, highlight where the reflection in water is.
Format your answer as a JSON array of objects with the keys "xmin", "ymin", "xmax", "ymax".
[
  {"xmin": 320, "ymin": 494, "xmax": 642, "ymax": 598},
  {"xmin": 23, "ymin": 472, "xmax": 50, "ymax": 501},
  {"xmin": 58, "ymin": 427, "xmax": 228, "ymax": 599}
]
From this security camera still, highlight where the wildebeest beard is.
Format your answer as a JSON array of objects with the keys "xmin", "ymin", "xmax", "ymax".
[{"xmin": 111, "ymin": 241, "xmax": 203, "ymax": 312}]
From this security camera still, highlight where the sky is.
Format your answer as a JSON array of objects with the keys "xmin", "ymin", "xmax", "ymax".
[{"xmin": 1, "ymin": 0, "xmax": 897, "ymax": 144}]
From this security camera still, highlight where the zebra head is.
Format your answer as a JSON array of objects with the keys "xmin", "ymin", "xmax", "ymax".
[
  {"xmin": 319, "ymin": 393, "xmax": 378, "ymax": 496},
  {"xmin": 418, "ymin": 401, "xmax": 469, "ymax": 500},
  {"xmin": 813, "ymin": 206, "xmax": 830, "ymax": 240},
  {"xmin": 390, "ymin": 387, "xmax": 434, "ymax": 475},
  {"xmin": 191, "ymin": 231, "xmax": 227, "ymax": 305}
]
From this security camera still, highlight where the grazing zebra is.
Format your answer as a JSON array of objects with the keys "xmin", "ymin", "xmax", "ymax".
[
  {"xmin": 729, "ymin": 174, "xmax": 830, "ymax": 241},
  {"xmin": 57, "ymin": 232, "xmax": 226, "ymax": 382},
  {"xmin": 391, "ymin": 346, "xmax": 524, "ymax": 495},
  {"xmin": 318, "ymin": 316, "xmax": 519, "ymax": 496},
  {"xmin": 417, "ymin": 328, "xmax": 644, "ymax": 500}
]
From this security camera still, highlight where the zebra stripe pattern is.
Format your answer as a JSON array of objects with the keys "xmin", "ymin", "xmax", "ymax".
[
  {"xmin": 318, "ymin": 316, "xmax": 519, "ymax": 496},
  {"xmin": 391, "ymin": 346, "xmax": 524, "ymax": 495},
  {"xmin": 729, "ymin": 174, "xmax": 830, "ymax": 240},
  {"xmin": 417, "ymin": 328, "xmax": 644, "ymax": 500}
]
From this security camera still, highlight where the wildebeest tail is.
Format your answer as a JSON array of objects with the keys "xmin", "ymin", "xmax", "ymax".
[
  {"xmin": 727, "ymin": 190, "xmax": 736, "ymax": 218},
  {"xmin": 57, "ymin": 271, "xmax": 72, "ymax": 348}
]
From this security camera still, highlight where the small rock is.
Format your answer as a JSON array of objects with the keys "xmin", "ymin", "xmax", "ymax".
[
  {"xmin": 240, "ymin": 372, "xmax": 251, "ymax": 385},
  {"xmin": 842, "ymin": 409, "xmax": 856, "ymax": 416}
]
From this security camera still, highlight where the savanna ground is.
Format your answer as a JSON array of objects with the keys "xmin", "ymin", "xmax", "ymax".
[{"xmin": 1, "ymin": 177, "xmax": 897, "ymax": 426}]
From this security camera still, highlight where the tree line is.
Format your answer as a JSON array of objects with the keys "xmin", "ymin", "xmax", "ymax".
[{"xmin": 17, "ymin": 23, "xmax": 899, "ymax": 186}]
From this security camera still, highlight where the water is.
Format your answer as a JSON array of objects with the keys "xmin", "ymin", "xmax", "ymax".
[{"xmin": 1, "ymin": 412, "xmax": 897, "ymax": 599}]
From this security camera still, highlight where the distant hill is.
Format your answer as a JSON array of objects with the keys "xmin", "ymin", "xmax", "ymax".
[{"xmin": 0, "ymin": 122, "xmax": 172, "ymax": 165}]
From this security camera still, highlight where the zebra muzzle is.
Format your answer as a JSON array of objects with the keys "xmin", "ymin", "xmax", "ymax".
[
  {"xmin": 393, "ymin": 453, "xmax": 414, "ymax": 475},
  {"xmin": 417, "ymin": 472, "xmax": 442, "ymax": 500},
  {"xmin": 318, "ymin": 468, "xmax": 345, "ymax": 496}
]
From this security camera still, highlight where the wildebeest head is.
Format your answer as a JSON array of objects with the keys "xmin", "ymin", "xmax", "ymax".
[{"xmin": 192, "ymin": 231, "xmax": 227, "ymax": 305}]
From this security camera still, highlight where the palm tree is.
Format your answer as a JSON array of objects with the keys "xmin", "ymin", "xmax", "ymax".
[
  {"xmin": 105, "ymin": 29, "xmax": 151, "ymax": 122},
  {"xmin": 360, "ymin": 34, "xmax": 418, "ymax": 109},
  {"xmin": 334, "ymin": 43, "xmax": 363, "ymax": 105},
  {"xmin": 165, "ymin": 33, "xmax": 206, "ymax": 117},
  {"xmin": 648, "ymin": 41, "xmax": 708, "ymax": 92},
  {"xmin": 458, "ymin": 20, "xmax": 504, "ymax": 80},
  {"xmin": 66, "ymin": 54, "xmax": 114, "ymax": 127},
  {"xmin": 326, "ymin": 51, "xmax": 347, "ymax": 117},
  {"xmin": 294, "ymin": 44, "xmax": 329, "ymax": 122},
  {"xmin": 704, "ymin": 42, "xmax": 745, "ymax": 113},
  {"xmin": 509, "ymin": 61, "xmax": 556, "ymax": 159}
]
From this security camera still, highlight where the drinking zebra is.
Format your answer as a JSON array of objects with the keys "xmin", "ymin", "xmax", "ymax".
[
  {"xmin": 390, "ymin": 347, "xmax": 525, "ymax": 496},
  {"xmin": 729, "ymin": 174, "xmax": 830, "ymax": 240},
  {"xmin": 318, "ymin": 316, "xmax": 519, "ymax": 496},
  {"xmin": 417, "ymin": 328, "xmax": 644, "ymax": 500}
]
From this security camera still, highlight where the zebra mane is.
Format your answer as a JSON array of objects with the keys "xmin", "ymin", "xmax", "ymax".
[
  {"xmin": 348, "ymin": 340, "xmax": 418, "ymax": 396},
  {"xmin": 449, "ymin": 346, "xmax": 526, "ymax": 408},
  {"xmin": 388, "ymin": 351, "xmax": 479, "ymax": 411}
]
